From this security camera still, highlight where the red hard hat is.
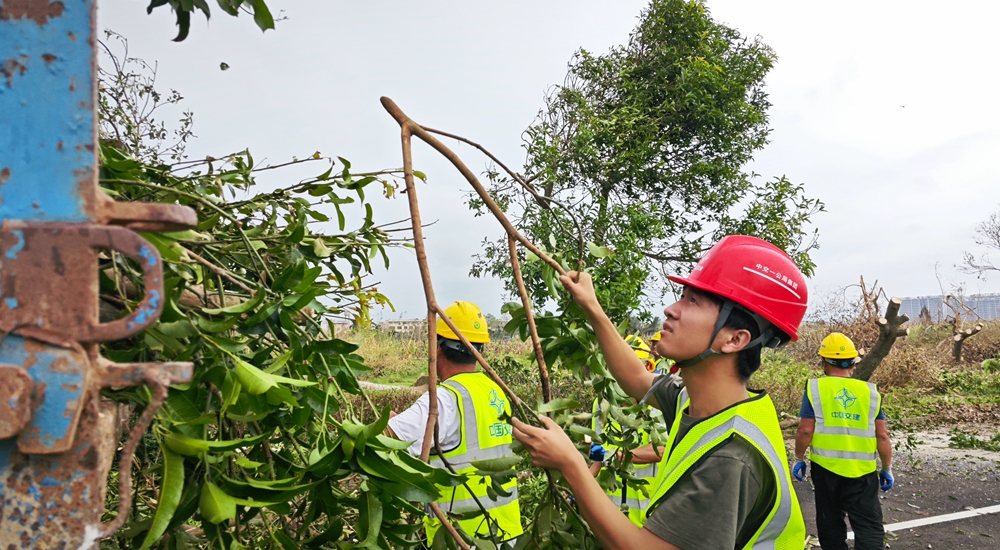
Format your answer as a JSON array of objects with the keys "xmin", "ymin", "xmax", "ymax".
[{"xmin": 666, "ymin": 235, "xmax": 808, "ymax": 341}]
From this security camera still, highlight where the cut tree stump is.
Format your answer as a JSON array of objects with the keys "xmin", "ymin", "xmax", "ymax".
[
  {"xmin": 952, "ymin": 322, "xmax": 984, "ymax": 363},
  {"xmin": 854, "ymin": 297, "xmax": 910, "ymax": 382}
]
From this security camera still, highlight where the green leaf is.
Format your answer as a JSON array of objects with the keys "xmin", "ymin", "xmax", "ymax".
[
  {"xmin": 202, "ymin": 289, "xmax": 264, "ymax": 315},
  {"xmin": 537, "ymin": 398, "xmax": 581, "ymax": 414},
  {"xmin": 220, "ymin": 372, "xmax": 241, "ymax": 412},
  {"xmin": 162, "ymin": 432, "xmax": 210, "ymax": 456},
  {"xmin": 364, "ymin": 405, "xmax": 392, "ymax": 439},
  {"xmin": 357, "ymin": 490, "xmax": 383, "ymax": 548},
  {"xmin": 470, "ymin": 456, "xmax": 522, "ymax": 472},
  {"xmin": 234, "ymin": 358, "xmax": 277, "ymax": 395},
  {"xmin": 199, "ymin": 482, "xmax": 236, "ymax": 524},
  {"xmin": 309, "ymin": 338, "xmax": 360, "ymax": 356},
  {"xmin": 138, "ymin": 446, "xmax": 185, "ymax": 549},
  {"xmin": 249, "ymin": 0, "xmax": 274, "ymax": 30},
  {"xmin": 270, "ymin": 529, "xmax": 299, "ymax": 550},
  {"xmin": 162, "ymin": 430, "xmax": 270, "ymax": 456},
  {"xmin": 197, "ymin": 315, "xmax": 239, "ymax": 333},
  {"xmin": 140, "ymin": 232, "xmax": 188, "ymax": 262},
  {"xmin": 235, "ymin": 455, "xmax": 264, "ymax": 469},
  {"xmin": 586, "ymin": 242, "xmax": 612, "ymax": 258},
  {"xmin": 270, "ymin": 373, "xmax": 317, "ymax": 388},
  {"xmin": 312, "ymin": 238, "xmax": 332, "ymax": 258}
]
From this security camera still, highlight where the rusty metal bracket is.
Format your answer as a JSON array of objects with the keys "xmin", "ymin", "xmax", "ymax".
[{"xmin": 0, "ymin": 221, "xmax": 167, "ymax": 342}]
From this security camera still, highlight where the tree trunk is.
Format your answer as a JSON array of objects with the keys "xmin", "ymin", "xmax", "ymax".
[
  {"xmin": 952, "ymin": 323, "xmax": 984, "ymax": 363},
  {"xmin": 854, "ymin": 297, "xmax": 910, "ymax": 381}
]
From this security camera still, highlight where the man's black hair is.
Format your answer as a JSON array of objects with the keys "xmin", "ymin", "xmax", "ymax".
[
  {"xmin": 694, "ymin": 289, "xmax": 786, "ymax": 383},
  {"xmin": 437, "ymin": 337, "xmax": 479, "ymax": 365}
]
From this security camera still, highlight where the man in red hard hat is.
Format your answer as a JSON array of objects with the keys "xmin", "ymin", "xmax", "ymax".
[{"xmin": 512, "ymin": 236, "xmax": 808, "ymax": 550}]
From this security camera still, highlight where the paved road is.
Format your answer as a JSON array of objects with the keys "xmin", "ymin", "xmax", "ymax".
[{"xmin": 795, "ymin": 429, "xmax": 1000, "ymax": 548}]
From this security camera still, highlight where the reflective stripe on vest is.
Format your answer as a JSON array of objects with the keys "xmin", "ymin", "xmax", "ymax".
[
  {"xmin": 423, "ymin": 373, "xmax": 522, "ymax": 542},
  {"xmin": 647, "ymin": 390, "xmax": 806, "ymax": 550},
  {"xmin": 807, "ymin": 377, "xmax": 880, "ymax": 478},
  {"xmin": 436, "ymin": 485, "xmax": 520, "ymax": 515}
]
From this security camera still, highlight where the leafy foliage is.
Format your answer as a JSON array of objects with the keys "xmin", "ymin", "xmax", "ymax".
[
  {"xmin": 500, "ymin": 300, "xmax": 668, "ymax": 548},
  {"xmin": 470, "ymin": 0, "xmax": 823, "ymax": 322},
  {"xmin": 144, "ymin": 0, "xmax": 275, "ymax": 42},
  {"xmin": 96, "ymin": 44, "xmax": 478, "ymax": 549},
  {"xmin": 948, "ymin": 429, "xmax": 1000, "ymax": 452}
]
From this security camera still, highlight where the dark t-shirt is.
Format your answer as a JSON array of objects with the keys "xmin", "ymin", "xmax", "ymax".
[{"xmin": 643, "ymin": 378, "xmax": 777, "ymax": 550}]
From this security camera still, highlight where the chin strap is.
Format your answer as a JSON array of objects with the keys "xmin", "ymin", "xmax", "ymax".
[{"xmin": 672, "ymin": 300, "xmax": 783, "ymax": 370}]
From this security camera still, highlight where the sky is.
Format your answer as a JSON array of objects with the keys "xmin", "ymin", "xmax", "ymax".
[{"xmin": 97, "ymin": 0, "xmax": 1000, "ymax": 321}]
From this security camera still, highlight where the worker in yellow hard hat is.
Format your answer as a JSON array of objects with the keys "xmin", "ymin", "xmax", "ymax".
[
  {"xmin": 387, "ymin": 301, "xmax": 522, "ymax": 546},
  {"xmin": 587, "ymin": 336, "xmax": 669, "ymax": 527},
  {"xmin": 794, "ymin": 332, "xmax": 893, "ymax": 550}
]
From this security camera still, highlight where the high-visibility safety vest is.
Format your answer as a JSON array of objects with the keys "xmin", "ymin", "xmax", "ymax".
[
  {"xmin": 806, "ymin": 377, "xmax": 881, "ymax": 478},
  {"xmin": 590, "ymin": 399, "xmax": 661, "ymax": 527},
  {"xmin": 424, "ymin": 373, "xmax": 523, "ymax": 543},
  {"xmin": 647, "ymin": 388, "xmax": 806, "ymax": 550}
]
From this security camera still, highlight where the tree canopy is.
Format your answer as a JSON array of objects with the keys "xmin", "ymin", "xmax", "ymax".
[{"xmin": 471, "ymin": 0, "xmax": 823, "ymax": 321}]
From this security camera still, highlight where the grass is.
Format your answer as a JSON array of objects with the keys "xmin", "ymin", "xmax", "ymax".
[
  {"xmin": 345, "ymin": 322, "xmax": 1000, "ymax": 431},
  {"xmin": 749, "ymin": 350, "xmax": 818, "ymax": 418},
  {"xmin": 342, "ymin": 328, "xmax": 536, "ymax": 387},
  {"xmin": 340, "ymin": 328, "xmax": 428, "ymax": 385}
]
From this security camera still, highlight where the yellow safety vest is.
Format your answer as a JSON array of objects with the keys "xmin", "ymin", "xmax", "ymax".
[
  {"xmin": 590, "ymin": 399, "xmax": 662, "ymax": 527},
  {"xmin": 424, "ymin": 373, "xmax": 523, "ymax": 543},
  {"xmin": 806, "ymin": 377, "xmax": 881, "ymax": 478},
  {"xmin": 647, "ymin": 388, "xmax": 806, "ymax": 550}
]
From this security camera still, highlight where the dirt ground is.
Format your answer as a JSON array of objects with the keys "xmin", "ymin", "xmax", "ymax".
[{"xmin": 796, "ymin": 428, "xmax": 1000, "ymax": 549}]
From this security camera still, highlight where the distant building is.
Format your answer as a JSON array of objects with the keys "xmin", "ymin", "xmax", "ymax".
[
  {"xmin": 378, "ymin": 319, "xmax": 426, "ymax": 338},
  {"xmin": 899, "ymin": 294, "xmax": 1000, "ymax": 323}
]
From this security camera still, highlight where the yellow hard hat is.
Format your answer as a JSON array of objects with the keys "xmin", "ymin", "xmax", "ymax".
[
  {"xmin": 818, "ymin": 332, "xmax": 858, "ymax": 360},
  {"xmin": 625, "ymin": 334, "xmax": 650, "ymax": 361},
  {"xmin": 437, "ymin": 301, "xmax": 490, "ymax": 344}
]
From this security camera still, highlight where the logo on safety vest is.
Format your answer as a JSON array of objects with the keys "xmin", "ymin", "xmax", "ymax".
[
  {"xmin": 489, "ymin": 388, "xmax": 505, "ymax": 416},
  {"xmin": 835, "ymin": 388, "xmax": 857, "ymax": 410}
]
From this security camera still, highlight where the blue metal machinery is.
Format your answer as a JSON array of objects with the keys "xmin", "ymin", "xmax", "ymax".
[{"xmin": 0, "ymin": 0, "xmax": 196, "ymax": 546}]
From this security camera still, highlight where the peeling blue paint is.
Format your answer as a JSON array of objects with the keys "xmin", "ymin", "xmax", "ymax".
[
  {"xmin": 138, "ymin": 244, "xmax": 157, "ymax": 267},
  {"xmin": 4, "ymin": 297, "xmax": 17, "ymax": 309},
  {"xmin": 0, "ymin": 0, "xmax": 95, "ymax": 222},
  {"xmin": 0, "ymin": 335, "xmax": 85, "ymax": 451},
  {"xmin": 5, "ymin": 229, "xmax": 24, "ymax": 259},
  {"xmin": 127, "ymin": 289, "xmax": 161, "ymax": 329}
]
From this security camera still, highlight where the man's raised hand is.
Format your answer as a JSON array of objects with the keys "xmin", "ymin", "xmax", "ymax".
[
  {"xmin": 559, "ymin": 271, "xmax": 601, "ymax": 313},
  {"xmin": 512, "ymin": 416, "xmax": 586, "ymax": 472}
]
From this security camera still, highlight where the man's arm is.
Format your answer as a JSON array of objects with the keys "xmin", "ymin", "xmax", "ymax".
[
  {"xmin": 875, "ymin": 419, "xmax": 891, "ymax": 468},
  {"xmin": 513, "ymin": 416, "xmax": 679, "ymax": 550},
  {"xmin": 386, "ymin": 389, "xmax": 460, "ymax": 457},
  {"xmin": 794, "ymin": 419, "xmax": 815, "ymax": 460},
  {"xmin": 559, "ymin": 272, "xmax": 657, "ymax": 406},
  {"xmin": 631, "ymin": 443, "xmax": 665, "ymax": 465},
  {"xmin": 794, "ymin": 389, "xmax": 815, "ymax": 460}
]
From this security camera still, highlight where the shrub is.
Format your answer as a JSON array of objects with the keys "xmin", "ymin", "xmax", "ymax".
[{"xmin": 749, "ymin": 350, "xmax": 816, "ymax": 417}]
